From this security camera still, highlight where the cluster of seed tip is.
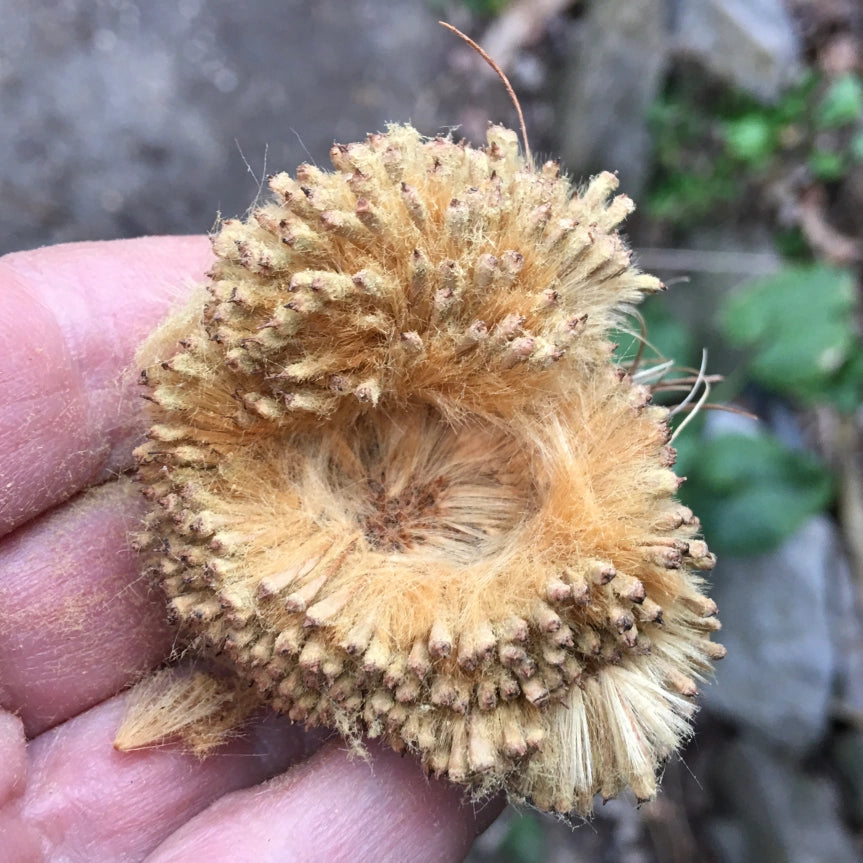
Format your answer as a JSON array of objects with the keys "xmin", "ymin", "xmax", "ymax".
[{"xmin": 127, "ymin": 123, "xmax": 724, "ymax": 815}]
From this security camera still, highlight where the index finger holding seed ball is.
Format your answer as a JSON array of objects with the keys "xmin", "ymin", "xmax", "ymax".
[{"xmin": 118, "ymin": 117, "xmax": 723, "ymax": 816}]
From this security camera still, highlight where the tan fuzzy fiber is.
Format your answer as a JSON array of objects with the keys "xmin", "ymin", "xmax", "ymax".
[{"xmin": 122, "ymin": 124, "xmax": 723, "ymax": 815}]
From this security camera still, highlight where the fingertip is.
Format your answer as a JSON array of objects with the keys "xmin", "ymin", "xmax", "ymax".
[
  {"xmin": 0, "ymin": 711, "xmax": 27, "ymax": 805},
  {"xmin": 21, "ymin": 692, "xmax": 324, "ymax": 862},
  {"xmin": 0, "ymin": 810, "xmax": 44, "ymax": 863},
  {"xmin": 146, "ymin": 739, "xmax": 504, "ymax": 863}
]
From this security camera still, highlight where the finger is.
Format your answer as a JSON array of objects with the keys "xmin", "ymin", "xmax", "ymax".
[
  {"xmin": 0, "ymin": 710, "xmax": 42, "ymax": 863},
  {"xmin": 0, "ymin": 479, "xmax": 173, "ymax": 736},
  {"xmin": 0, "ymin": 711, "xmax": 26, "ymax": 806},
  {"xmin": 0, "ymin": 811, "xmax": 42, "ymax": 863},
  {"xmin": 0, "ymin": 236, "xmax": 212, "ymax": 538},
  {"xmin": 146, "ymin": 740, "xmax": 504, "ymax": 863},
  {"xmin": 16, "ymin": 693, "xmax": 325, "ymax": 863}
]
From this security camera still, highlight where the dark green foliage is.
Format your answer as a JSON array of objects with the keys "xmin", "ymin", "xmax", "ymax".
[
  {"xmin": 646, "ymin": 87, "xmax": 743, "ymax": 221},
  {"xmin": 640, "ymin": 64, "xmax": 863, "ymax": 551},
  {"xmin": 646, "ymin": 70, "xmax": 863, "ymax": 225},
  {"xmin": 720, "ymin": 265, "xmax": 863, "ymax": 412},
  {"xmin": 722, "ymin": 114, "xmax": 775, "ymax": 166},
  {"xmin": 816, "ymin": 74, "xmax": 863, "ymax": 129},
  {"xmin": 613, "ymin": 295, "xmax": 695, "ymax": 370},
  {"xmin": 458, "ymin": 0, "xmax": 510, "ymax": 15},
  {"xmin": 498, "ymin": 812, "xmax": 547, "ymax": 863},
  {"xmin": 675, "ymin": 432, "xmax": 834, "ymax": 556}
]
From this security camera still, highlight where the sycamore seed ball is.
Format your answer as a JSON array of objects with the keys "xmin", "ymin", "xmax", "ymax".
[{"xmin": 124, "ymin": 123, "xmax": 724, "ymax": 815}]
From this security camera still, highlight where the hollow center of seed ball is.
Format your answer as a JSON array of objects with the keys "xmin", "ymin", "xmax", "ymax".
[
  {"xmin": 360, "ymin": 476, "xmax": 448, "ymax": 552},
  {"xmin": 321, "ymin": 407, "xmax": 539, "ymax": 565}
]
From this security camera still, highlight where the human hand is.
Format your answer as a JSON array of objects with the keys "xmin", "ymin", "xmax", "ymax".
[{"xmin": 0, "ymin": 238, "xmax": 502, "ymax": 862}]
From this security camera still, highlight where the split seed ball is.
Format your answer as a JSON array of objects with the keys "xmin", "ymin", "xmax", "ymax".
[{"xmin": 131, "ymin": 124, "xmax": 723, "ymax": 814}]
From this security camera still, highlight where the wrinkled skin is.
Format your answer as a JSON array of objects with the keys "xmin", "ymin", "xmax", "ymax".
[{"xmin": 0, "ymin": 237, "xmax": 502, "ymax": 863}]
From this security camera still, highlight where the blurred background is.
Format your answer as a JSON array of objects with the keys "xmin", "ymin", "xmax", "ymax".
[{"xmin": 4, "ymin": 0, "xmax": 863, "ymax": 860}]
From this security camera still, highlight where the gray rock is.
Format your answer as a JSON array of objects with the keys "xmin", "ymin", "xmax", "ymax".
[
  {"xmin": 558, "ymin": 0, "xmax": 670, "ymax": 198},
  {"xmin": 703, "ymin": 818, "xmax": 748, "ymax": 863},
  {"xmin": 702, "ymin": 514, "xmax": 837, "ymax": 755},
  {"xmin": 709, "ymin": 736, "xmax": 859, "ymax": 863},
  {"xmin": 672, "ymin": 0, "xmax": 802, "ymax": 101},
  {"xmin": 827, "ymin": 531, "xmax": 863, "ymax": 714},
  {"xmin": 0, "ymin": 0, "xmax": 453, "ymax": 255},
  {"xmin": 832, "ymin": 730, "xmax": 863, "ymax": 828}
]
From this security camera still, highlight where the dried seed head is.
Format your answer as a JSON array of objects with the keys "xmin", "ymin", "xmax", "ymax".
[{"xmin": 124, "ymin": 124, "xmax": 723, "ymax": 816}]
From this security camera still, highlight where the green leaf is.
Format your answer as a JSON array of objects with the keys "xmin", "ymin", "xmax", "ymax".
[
  {"xmin": 719, "ymin": 264, "xmax": 863, "ymax": 409},
  {"xmin": 773, "ymin": 226, "xmax": 813, "ymax": 261},
  {"xmin": 817, "ymin": 74, "xmax": 863, "ymax": 128},
  {"xmin": 460, "ymin": 0, "xmax": 510, "ymax": 13},
  {"xmin": 775, "ymin": 71, "xmax": 817, "ymax": 123},
  {"xmin": 645, "ymin": 169, "xmax": 738, "ymax": 223},
  {"xmin": 499, "ymin": 813, "xmax": 547, "ymax": 863},
  {"xmin": 723, "ymin": 115, "xmax": 775, "ymax": 164},
  {"xmin": 820, "ymin": 349, "xmax": 863, "ymax": 413},
  {"xmin": 670, "ymin": 422, "xmax": 703, "ymax": 479},
  {"xmin": 809, "ymin": 148, "xmax": 846, "ymax": 181},
  {"xmin": 613, "ymin": 297, "xmax": 694, "ymax": 369},
  {"xmin": 679, "ymin": 433, "xmax": 834, "ymax": 556}
]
